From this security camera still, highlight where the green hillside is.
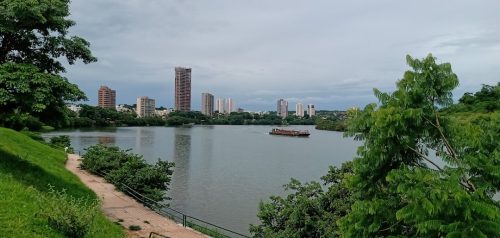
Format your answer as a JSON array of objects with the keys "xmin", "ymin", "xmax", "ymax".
[{"xmin": 0, "ymin": 127, "xmax": 123, "ymax": 238}]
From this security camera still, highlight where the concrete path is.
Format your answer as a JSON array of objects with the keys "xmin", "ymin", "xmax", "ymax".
[{"xmin": 66, "ymin": 154, "xmax": 208, "ymax": 238}]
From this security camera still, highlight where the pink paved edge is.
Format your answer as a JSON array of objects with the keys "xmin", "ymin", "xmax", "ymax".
[{"xmin": 66, "ymin": 154, "xmax": 209, "ymax": 238}]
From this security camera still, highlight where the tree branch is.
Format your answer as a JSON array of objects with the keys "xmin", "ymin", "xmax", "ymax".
[
  {"xmin": 406, "ymin": 146, "xmax": 442, "ymax": 171},
  {"xmin": 425, "ymin": 111, "xmax": 476, "ymax": 192}
]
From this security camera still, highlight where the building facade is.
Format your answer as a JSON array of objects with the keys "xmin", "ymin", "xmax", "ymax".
[
  {"xmin": 307, "ymin": 104, "xmax": 316, "ymax": 117},
  {"xmin": 216, "ymin": 98, "xmax": 225, "ymax": 114},
  {"xmin": 136, "ymin": 96, "xmax": 156, "ymax": 118},
  {"xmin": 98, "ymin": 85, "xmax": 116, "ymax": 109},
  {"xmin": 175, "ymin": 67, "xmax": 192, "ymax": 111},
  {"xmin": 277, "ymin": 99, "xmax": 288, "ymax": 118},
  {"xmin": 201, "ymin": 93, "xmax": 214, "ymax": 116},
  {"xmin": 295, "ymin": 102, "xmax": 304, "ymax": 117},
  {"xmin": 226, "ymin": 98, "xmax": 235, "ymax": 113}
]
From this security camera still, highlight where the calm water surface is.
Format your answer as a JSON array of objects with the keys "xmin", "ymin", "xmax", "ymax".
[{"xmin": 44, "ymin": 125, "xmax": 361, "ymax": 235}]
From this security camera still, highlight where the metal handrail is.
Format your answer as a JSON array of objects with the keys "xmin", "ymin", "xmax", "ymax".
[
  {"xmin": 81, "ymin": 155, "xmax": 250, "ymax": 238},
  {"xmin": 149, "ymin": 232, "xmax": 170, "ymax": 238}
]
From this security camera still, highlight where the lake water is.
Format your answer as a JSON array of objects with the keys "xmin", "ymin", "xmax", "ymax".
[{"xmin": 43, "ymin": 125, "xmax": 361, "ymax": 235}]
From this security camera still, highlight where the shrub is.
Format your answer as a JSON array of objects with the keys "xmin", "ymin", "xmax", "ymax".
[
  {"xmin": 38, "ymin": 186, "xmax": 100, "ymax": 238},
  {"xmin": 82, "ymin": 144, "xmax": 175, "ymax": 204},
  {"xmin": 49, "ymin": 135, "xmax": 74, "ymax": 153}
]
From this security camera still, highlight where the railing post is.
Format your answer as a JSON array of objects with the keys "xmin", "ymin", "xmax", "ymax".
[{"xmin": 182, "ymin": 214, "xmax": 186, "ymax": 227}]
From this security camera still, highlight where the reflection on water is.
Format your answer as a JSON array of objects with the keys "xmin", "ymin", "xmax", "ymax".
[
  {"xmin": 169, "ymin": 128, "xmax": 191, "ymax": 210},
  {"xmin": 42, "ymin": 125, "xmax": 360, "ymax": 235},
  {"xmin": 136, "ymin": 127, "xmax": 155, "ymax": 146},
  {"xmin": 98, "ymin": 136, "xmax": 115, "ymax": 144}
]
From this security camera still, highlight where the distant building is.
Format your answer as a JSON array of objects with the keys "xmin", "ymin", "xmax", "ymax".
[
  {"xmin": 136, "ymin": 96, "xmax": 156, "ymax": 117},
  {"xmin": 216, "ymin": 98, "xmax": 225, "ymax": 114},
  {"xmin": 67, "ymin": 104, "xmax": 81, "ymax": 114},
  {"xmin": 175, "ymin": 67, "xmax": 191, "ymax": 111},
  {"xmin": 201, "ymin": 93, "xmax": 214, "ymax": 116},
  {"xmin": 237, "ymin": 108, "xmax": 244, "ymax": 113},
  {"xmin": 155, "ymin": 109, "xmax": 171, "ymax": 118},
  {"xmin": 277, "ymin": 99, "xmax": 288, "ymax": 118},
  {"xmin": 98, "ymin": 85, "xmax": 116, "ymax": 109},
  {"xmin": 295, "ymin": 102, "xmax": 304, "ymax": 117},
  {"xmin": 226, "ymin": 98, "xmax": 235, "ymax": 113},
  {"xmin": 116, "ymin": 104, "xmax": 132, "ymax": 112},
  {"xmin": 307, "ymin": 104, "xmax": 316, "ymax": 117}
]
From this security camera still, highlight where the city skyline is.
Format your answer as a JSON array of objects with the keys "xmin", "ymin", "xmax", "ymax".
[{"xmin": 66, "ymin": 1, "xmax": 500, "ymax": 111}]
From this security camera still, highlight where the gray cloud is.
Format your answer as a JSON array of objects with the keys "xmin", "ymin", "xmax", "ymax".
[{"xmin": 65, "ymin": 0, "xmax": 500, "ymax": 111}]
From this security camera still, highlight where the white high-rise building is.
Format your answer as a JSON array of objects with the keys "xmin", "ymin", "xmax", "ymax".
[
  {"xmin": 201, "ymin": 93, "xmax": 214, "ymax": 116},
  {"xmin": 277, "ymin": 99, "xmax": 288, "ymax": 118},
  {"xmin": 136, "ymin": 96, "xmax": 156, "ymax": 118},
  {"xmin": 295, "ymin": 102, "xmax": 304, "ymax": 117},
  {"xmin": 307, "ymin": 104, "xmax": 316, "ymax": 117},
  {"xmin": 216, "ymin": 98, "xmax": 225, "ymax": 114},
  {"xmin": 226, "ymin": 98, "xmax": 235, "ymax": 113}
]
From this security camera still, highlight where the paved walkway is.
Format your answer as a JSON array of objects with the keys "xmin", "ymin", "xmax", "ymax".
[{"xmin": 66, "ymin": 154, "xmax": 208, "ymax": 238}]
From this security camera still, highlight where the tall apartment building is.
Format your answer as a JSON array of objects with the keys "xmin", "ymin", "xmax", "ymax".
[
  {"xmin": 98, "ymin": 85, "xmax": 116, "ymax": 109},
  {"xmin": 175, "ymin": 67, "xmax": 192, "ymax": 111},
  {"xmin": 216, "ymin": 98, "xmax": 225, "ymax": 114},
  {"xmin": 295, "ymin": 102, "xmax": 304, "ymax": 117},
  {"xmin": 201, "ymin": 93, "xmax": 214, "ymax": 116},
  {"xmin": 136, "ymin": 96, "xmax": 156, "ymax": 117},
  {"xmin": 277, "ymin": 99, "xmax": 288, "ymax": 118},
  {"xmin": 226, "ymin": 98, "xmax": 235, "ymax": 113},
  {"xmin": 307, "ymin": 104, "xmax": 316, "ymax": 117}
]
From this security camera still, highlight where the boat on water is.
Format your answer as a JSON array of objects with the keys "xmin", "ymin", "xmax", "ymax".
[{"xmin": 269, "ymin": 128, "xmax": 310, "ymax": 137}]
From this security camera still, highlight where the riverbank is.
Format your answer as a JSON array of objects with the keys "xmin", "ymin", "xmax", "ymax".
[
  {"xmin": 0, "ymin": 127, "xmax": 123, "ymax": 237},
  {"xmin": 65, "ymin": 154, "xmax": 208, "ymax": 238}
]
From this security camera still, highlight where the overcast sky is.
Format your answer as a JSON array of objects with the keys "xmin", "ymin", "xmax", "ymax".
[{"xmin": 64, "ymin": 0, "xmax": 500, "ymax": 111}]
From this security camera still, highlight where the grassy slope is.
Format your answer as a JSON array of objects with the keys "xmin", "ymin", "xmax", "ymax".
[{"xmin": 0, "ymin": 127, "xmax": 123, "ymax": 238}]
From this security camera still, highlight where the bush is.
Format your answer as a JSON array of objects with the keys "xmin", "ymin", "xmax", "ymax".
[
  {"xmin": 38, "ymin": 186, "xmax": 100, "ymax": 238},
  {"xmin": 82, "ymin": 144, "xmax": 175, "ymax": 204},
  {"xmin": 49, "ymin": 135, "xmax": 74, "ymax": 153}
]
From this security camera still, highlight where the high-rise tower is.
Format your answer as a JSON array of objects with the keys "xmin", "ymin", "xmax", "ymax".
[
  {"xmin": 295, "ymin": 102, "xmax": 304, "ymax": 117},
  {"xmin": 216, "ymin": 98, "xmax": 225, "ymax": 114},
  {"xmin": 201, "ymin": 93, "xmax": 214, "ymax": 116},
  {"xmin": 277, "ymin": 99, "xmax": 288, "ymax": 118},
  {"xmin": 175, "ymin": 67, "xmax": 191, "ymax": 111},
  {"xmin": 226, "ymin": 98, "xmax": 235, "ymax": 113},
  {"xmin": 307, "ymin": 104, "xmax": 316, "ymax": 117},
  {"xmin": 98, "ymin": 85, "xmax": 116, "ymax": 109}
]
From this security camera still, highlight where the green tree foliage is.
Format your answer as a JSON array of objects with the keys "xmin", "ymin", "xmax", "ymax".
[
  {"xmin": 0, "ymin": 63, "xmax": 86, "ymax": 129},
  {"xmin": 315, "ymin": 118, "xmax": 346, "ymax": 131},
  {"xmin": 0, "ymin": 0, "xmax": 96, "ymax": 73},
  {"xmin": 338, "ymin": 54, "xmax": 500, "ymax": 237},
  {"xmin": 445, "ymin": 83, "xmax": 500, "ymax": 113},
  {"xmin": 250, "ymin": 162, "xmax": 354, "ymax": 238},
  {"xmin": 73, "ymin": 104, "xmax": 166, "ymax": 127},
  {"xmin": 81, "ymin": 144, "xmax": 175, "ymax": 203},
  {"xmin": 0, "ymin": 0, "xmax": 95, "ymax": 129}
]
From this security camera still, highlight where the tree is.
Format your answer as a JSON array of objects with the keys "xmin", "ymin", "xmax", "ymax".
[
  {"xmin": 338, "ymin": 54, "xmax": 499, "ymax": 237},
  {"xmin": 250, "ymin": 162, "xmax": 354, "ymax": 238},
  {"xmin": 0, "ymin": 0, "xmax": 95, "ymax": 129},
  {"xmin": 0, "ymin": 0, "xmax": 96, "ymax": 73},
  {"xmin": 0, "ymin": 63, "xmax": 86, "ymax": 129}
]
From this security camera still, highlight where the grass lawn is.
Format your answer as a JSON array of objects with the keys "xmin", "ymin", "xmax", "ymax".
[{"xmin": 0, "ymin": 127, "xmax": 124, "ymax": 238}]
